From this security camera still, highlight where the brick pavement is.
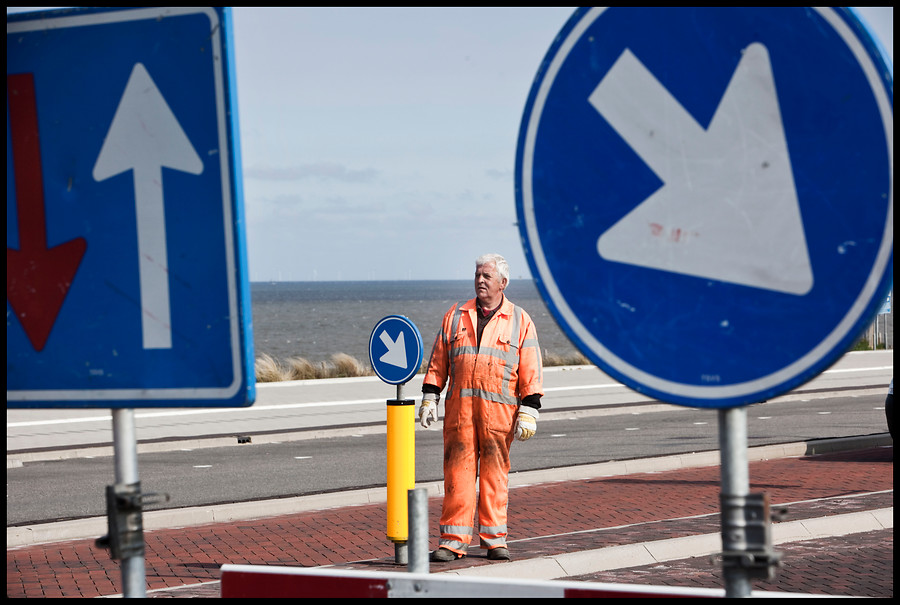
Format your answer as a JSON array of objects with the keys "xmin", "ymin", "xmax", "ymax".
[
  {"xmin": 572, "ymin": 529, "xmax": 892, "ymax": 598},
  {"xmin": 6, "ymin": 445, "xmax": 892, "ymax": 598}
]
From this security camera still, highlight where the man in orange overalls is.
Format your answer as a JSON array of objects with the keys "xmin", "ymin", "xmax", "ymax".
[{"xmin": 418, "ymin": 253, "xmax": 543, "ymax": 562}]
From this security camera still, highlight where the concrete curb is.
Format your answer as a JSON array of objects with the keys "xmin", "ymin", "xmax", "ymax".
[{"xmin": 6, "ymin": 434, "xmax": 892, "ymax": 548}]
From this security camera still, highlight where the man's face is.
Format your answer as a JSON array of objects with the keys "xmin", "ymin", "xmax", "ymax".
[{"xmin": 475, "ymin": 262, "xmax": 506, "ymax": 306}]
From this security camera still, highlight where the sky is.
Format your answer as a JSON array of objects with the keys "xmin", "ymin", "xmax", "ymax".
[
  {"xmin": 231, "ymin": 7, "xmax": 582, "ymax": 282},
  {"xmin": 7, "ymin": 7, "xmax": 895, "ymax": 282}
]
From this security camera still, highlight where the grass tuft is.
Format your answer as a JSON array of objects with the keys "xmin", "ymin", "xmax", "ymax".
[
  {"xmin": 286, "ymin": 356, "xmax": 321, "ymax": 380},
  {"xmin": 330, "ymin": 353, "xmax": 368, "ymax": 378},
  {"xmin": 254, "ymin": 353, "xmax": 287, "ymax": 383},
  {"xmin": 542, "ymin": 350, "xmax": 591, "ymax": 367}
]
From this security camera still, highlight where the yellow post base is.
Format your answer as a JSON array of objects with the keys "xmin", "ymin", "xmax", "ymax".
[{"xmin": 386, "ymin": 398, "xmax": 415, "ymax": 543}]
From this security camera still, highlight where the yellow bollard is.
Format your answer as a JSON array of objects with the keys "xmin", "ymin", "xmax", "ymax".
[{"xmin": 386, "ymin": 398, "xmax": 415, "ymax": 543}]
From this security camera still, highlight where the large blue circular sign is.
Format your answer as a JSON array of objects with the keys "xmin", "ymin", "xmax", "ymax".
[
  {"xmin": 369, "ymin": 315, "xmax": 424, "ymax": 385},
  {"xmin": 516, "ymin": 7, "xmax": 893, "ymax": 408}
]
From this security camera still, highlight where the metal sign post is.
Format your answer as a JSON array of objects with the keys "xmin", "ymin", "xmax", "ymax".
[
  {"xmin": 876, "ymin": 291, "xmax": 892, "ymax": 349},
  {"xmin": 111, "ymin": 409, "xmax": 145, "ymax": 598},
  {"xmin": 718, "ymin": 407, "xmax": 782, "ymax": 597},
  {"xmin": 93, "ymin": 409, "xmax": 170, "ymax": 597},
  {"xmin": 407, "ymin": 488, "xmax": 430, "ymax": 574},
  {"xmin": 515, "ymin": 7, "xmax": 892, "ymax": 596}
]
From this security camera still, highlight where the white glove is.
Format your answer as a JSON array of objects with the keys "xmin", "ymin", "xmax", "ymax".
[
  {"xmin": 419, "ymin": 398, "xmax": 438, "ymax": 429},
  {"xmin": 515, "ymin": 410, "xmax": 537, "ymax": 441}
]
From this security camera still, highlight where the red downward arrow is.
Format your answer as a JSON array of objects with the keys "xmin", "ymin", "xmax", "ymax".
[{"xmin": 7, "ymin": 73, "xmax": 87, "ymax": 352}]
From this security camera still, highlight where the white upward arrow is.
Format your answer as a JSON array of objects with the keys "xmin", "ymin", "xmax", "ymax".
[
  {"xmin": 379, "ymin": 330, "xmax": 408, "ymax": 369},
  {"xmin": 93, "ymin": 63, "xmax": 204, "ymax": 349},
  {"xmin": 589, "ymin": 43, "xmax": 813, "ymax": 296}
]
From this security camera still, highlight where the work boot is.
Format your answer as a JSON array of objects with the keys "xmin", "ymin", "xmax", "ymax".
[
  {"xmin": 487, "ymin": 547, "xmax": 510, "ymax": 560},
  {"xmin": 430, "ymin": 547, "xmax": 463, "ymax": 562}
]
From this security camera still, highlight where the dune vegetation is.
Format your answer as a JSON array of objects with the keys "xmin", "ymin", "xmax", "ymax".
[
  {"xmin": 255, "ymin": 350, "xmax": 591, "ymax": 383},
  {"xmin": 255, "ymin": 332, "xmax": 882, "ymax": 383}
]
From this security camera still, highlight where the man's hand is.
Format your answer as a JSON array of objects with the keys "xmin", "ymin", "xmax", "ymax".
[
  {"xmin": 515, "ymin": 411, "xmax": 537, "ymax": 441},
  {"xmin": 419, "ymin": 400, "xmax": 438, "ymax": 429}
]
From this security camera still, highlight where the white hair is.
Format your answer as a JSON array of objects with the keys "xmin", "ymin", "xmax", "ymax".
[{"xmin": 476, "ymin": 253, "xmax": 509, "ymax": 283}]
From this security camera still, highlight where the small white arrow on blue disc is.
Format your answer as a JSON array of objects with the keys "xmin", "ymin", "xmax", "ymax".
[{"xmin": 379, "ymin": 330, "xmax": 408, "ymax": 368}]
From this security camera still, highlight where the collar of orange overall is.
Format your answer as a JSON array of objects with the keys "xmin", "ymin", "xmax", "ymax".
[{"xmin": 476, "ymin": 296, "xmax": 504, "ymax": 318}]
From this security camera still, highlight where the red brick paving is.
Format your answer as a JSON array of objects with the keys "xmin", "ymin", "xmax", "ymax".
[
  {"xmin": 7, "ymin": 446, "xmax": 892, "ymax": 598},
  {"xmin": 577, "ymin": 530, "xmax": 893, "ymax": 598}
]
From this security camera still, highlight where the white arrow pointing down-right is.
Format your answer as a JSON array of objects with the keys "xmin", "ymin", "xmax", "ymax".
[
  {"xmin": 379, "ymin": 330, "xmax": 408, "ymax": 369},
  {"xmin": 590, "ymin": 43, "xmax": 813, "ymax": 296}
]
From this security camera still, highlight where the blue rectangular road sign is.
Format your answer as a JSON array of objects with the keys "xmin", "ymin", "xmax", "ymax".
[{"xmin": 7, "ymin": 7, "xmax": 255, "ymax": 408}]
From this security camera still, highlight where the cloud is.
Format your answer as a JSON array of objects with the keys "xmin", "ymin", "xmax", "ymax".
[
  {"xmin": 485, "ymin": 168, "xmax": 513, "ymax": 181},
  {"xmin": 244, "ymin": 162, "xmax": 379, "ymax": 183}
]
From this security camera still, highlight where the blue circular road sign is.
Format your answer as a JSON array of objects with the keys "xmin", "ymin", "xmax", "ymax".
[
  {"xmin": 369, "ymin": 315, "xmax": 424, "ymax": 385},
  {"xmin": 516, "ymin": 7, "xmax": 893, "ymax": 408}
]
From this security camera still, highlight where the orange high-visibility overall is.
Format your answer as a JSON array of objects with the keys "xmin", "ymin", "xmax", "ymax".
[{"xmin": 423, "ymin": 296, "xmax": 543, "ymax": 555}]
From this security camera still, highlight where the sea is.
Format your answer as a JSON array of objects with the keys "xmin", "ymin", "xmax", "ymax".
[{"xmin": 250, "ymin": 280, "xmax": 580, "ymax": 366}]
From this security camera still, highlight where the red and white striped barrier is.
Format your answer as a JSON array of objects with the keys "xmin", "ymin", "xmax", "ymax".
[{"xmin": 220, "ymin": 564, "xmax": 732, "ymax": 598}]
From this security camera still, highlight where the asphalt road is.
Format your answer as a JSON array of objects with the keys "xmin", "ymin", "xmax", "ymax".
[{"xmin": 6, "ymin": 350, "xmax": 891, "ymax": 526}]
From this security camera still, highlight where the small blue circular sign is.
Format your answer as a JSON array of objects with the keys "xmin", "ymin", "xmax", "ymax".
[{"xmin": 369, "ymin": 315, "xmax": 424, "ymax": 385}]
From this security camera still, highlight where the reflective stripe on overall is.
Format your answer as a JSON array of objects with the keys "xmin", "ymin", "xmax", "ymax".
[{"xmin": 424, "ymin": 297, "xmax": 542, "ymax": 554}]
